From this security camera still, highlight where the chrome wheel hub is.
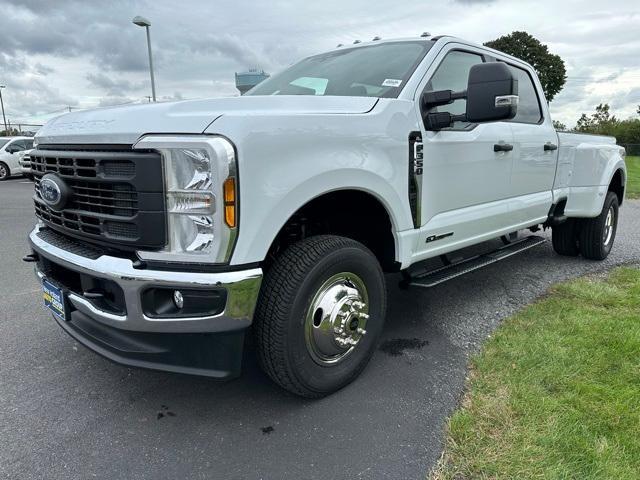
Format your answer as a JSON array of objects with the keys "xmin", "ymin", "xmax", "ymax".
[
  {"xmin": 604, "ymin": 206, "xmax": 615, "ymax": 246},
  {"xmin": 304, "ymin": 272, "xmax": 369, "ymax": 365},
  {"xmin": 0, "ymin": 165, "xmax": 6, "ymax": 178}
]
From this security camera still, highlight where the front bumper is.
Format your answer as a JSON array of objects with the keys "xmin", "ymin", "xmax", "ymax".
[{"xmin": 28, "ymin": 225, "xmax": 263, "ymax": 378}]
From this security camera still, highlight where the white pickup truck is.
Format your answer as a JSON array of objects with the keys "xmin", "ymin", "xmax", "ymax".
[{"xmin": 26, "ymin": 35, "xmax": 626, "ymax": 397}]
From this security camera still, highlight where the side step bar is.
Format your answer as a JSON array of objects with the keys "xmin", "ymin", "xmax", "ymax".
[{"xmin": 402, "ymin": 236, "xmax": 546, "ymax": 289}]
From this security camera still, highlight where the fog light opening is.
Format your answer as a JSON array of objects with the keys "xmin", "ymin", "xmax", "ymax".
[{"xmin": 173, "ymin": 290, "xmax": 184, "ymax": 309}]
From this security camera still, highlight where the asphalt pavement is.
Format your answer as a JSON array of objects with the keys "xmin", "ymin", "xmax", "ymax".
[{"xmin": 1, "ymin": 177, "xmax": 639, "ymax": 480}]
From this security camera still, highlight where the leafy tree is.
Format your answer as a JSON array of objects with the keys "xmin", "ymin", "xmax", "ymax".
[
  {"xmin": 484, "ymin": 31, "xmax": 567, "ymax": 102},
  {"xmin": 552, "ymin": 120, "xmax": 567, "ymax": 130},
  {"xmin": 575, "ymin": 113, "xmax": 594, "ymax": 132},
  {"xmin": 575, "ymin": 104, "xmax": 619, "ymax": 135},
  {"xmin": 592, "ymin": 103, "xmax": 617, "ymax": 126},
  {"xmin": 0, "ymin": 128, "xmax": 20, "ymax": 136},
  {"xmin": 573, "ymin": 104, "xmax": 640, "ymax": 153}
]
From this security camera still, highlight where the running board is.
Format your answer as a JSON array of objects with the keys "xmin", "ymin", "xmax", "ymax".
[{"xmin": 404, "ymin": 236, "xmax": 546, "ymax": 289}]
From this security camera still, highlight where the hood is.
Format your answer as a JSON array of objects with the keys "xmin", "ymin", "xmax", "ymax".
[{"xmin": 36, "ymin": 95, "xmax": 379, "ymax": 145}]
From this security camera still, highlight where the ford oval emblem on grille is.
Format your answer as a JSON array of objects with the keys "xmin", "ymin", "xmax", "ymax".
[{"xmin": 39, "ymin": 174, "xmax": 70, "ymax": 211}]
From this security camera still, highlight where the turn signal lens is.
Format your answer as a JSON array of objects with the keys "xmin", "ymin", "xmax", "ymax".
[{"xmin": 223, "ymin": 177, "xmax": 236, "ymax": 228}]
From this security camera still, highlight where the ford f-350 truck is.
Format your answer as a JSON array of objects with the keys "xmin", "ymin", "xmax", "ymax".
[{"xmin": 25, "ymin": 36, "xmax": 626, "ymax": 397}]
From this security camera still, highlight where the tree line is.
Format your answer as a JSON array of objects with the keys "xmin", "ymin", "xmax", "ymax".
[{"xmin": 552, "ymin": 105, "xmax": 640, "ymax": 150}]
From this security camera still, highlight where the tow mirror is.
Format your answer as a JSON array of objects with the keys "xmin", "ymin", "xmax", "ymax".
[
  {"xmin": 422, "ymin": 62, "xmax": 519, "ymax": 131},
  {"xmin": 466, "ymin": 62, "xmax": 518, "ymax": 123}
]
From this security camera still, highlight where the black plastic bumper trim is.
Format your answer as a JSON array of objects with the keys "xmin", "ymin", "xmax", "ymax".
[{"xmin": 54, "ymin": 310, "xmax": 245, "ymax": 380}]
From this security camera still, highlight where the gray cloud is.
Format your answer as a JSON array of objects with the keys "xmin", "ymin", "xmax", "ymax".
[
  {"xmin": 0, "ymin": 0, "xmax": 638, "ymax": 128},
  {"xmin": 86, "ymin": 73, "xmax": 145, "ymax": 96}
]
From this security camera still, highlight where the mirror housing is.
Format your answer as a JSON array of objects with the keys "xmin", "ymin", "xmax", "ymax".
[
  {"xmin": 422, "ymin": 61, "xmax": 518, "ymax": 131},
  {"xmin": 466, "ymin": 62, "xmax": 518, "ymax": 123}
]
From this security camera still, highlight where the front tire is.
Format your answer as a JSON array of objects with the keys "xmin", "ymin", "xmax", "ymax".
[
  {"xmin": 254, "ymin": 235, "xmax": 387, "ymax": 398},
  {"xmin": 579, "ymin": 191, "xmax": 619, "ymax": 260},
  {"xmin": 0, "ymin": 162, "xmax": 9, "ymax": 181}
]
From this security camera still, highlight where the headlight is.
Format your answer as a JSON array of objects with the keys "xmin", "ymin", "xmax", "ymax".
[{"xmin": 132, "ymin": 135, "xmax": 237, "ymax": 264}]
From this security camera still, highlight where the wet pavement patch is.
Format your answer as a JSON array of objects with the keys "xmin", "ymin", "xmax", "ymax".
[
  {"xmin": 379, "ymin": 338, "xmax": 428, "ymax": 357},
  {"xmin": 157, "ymin": 405, "xmax": 177, "ymax": 419},
  {"xmin": 261, "ymin": 426, "xmax": 274, "ymax": 435}
]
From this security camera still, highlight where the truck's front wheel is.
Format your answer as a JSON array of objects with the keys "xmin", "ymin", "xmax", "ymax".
[{"xmin": 254, "ymin": 235, "xmax": 387, "ymax": 398}]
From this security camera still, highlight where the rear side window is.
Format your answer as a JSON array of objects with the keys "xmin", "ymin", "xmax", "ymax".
[
  {"xmin": 10, "ymin": 140, "xmax": 26, "ymax": 151},
  {"xmin": 426, "ymin": 50, "xmax": 484, "ymax": 130},
  {"xmin": 507, "ymin": 66, "xmax": 542, "ymax": 124}
]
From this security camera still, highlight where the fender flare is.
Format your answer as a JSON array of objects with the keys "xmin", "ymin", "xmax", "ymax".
[{"xmin": 232, "ymin": 169, "xmax": 412, "ymax": 265}]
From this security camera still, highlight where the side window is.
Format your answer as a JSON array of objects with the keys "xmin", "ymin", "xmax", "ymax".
[
  {"xmin": 25, "ymin": 140, "xmax": 34, "ymax": 149},
  {"xmin": 507, "ymin": 66, "xmax": 542, "ymax": 124},
  {"xmin": 426, "ymin": 50, "xmax": 484, "ymax": 130},
  {"xmin": 8, "ymin": 141, "xmax": 24, "ymax": 152}
]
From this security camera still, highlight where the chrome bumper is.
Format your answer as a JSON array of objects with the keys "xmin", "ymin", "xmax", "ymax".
[{"xmin": 29, "ymin": 225, "xmax": 263, "ymax": 334}]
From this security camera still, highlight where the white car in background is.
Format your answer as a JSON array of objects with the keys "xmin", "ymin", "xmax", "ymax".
[
  {"xmin": 18, "ymin": 149, "xmax": 34, "ymax": 179},
  {"xmin": 0, "ymin": 136, "xmax": 35, "ymax": 180}
]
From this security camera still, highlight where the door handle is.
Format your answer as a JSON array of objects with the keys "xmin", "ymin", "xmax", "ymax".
[
  {"xmin": 494, "ymin": 143, "xmax": 514, "ymax": 152},
  {"xmin": 544, "ymin": 142, "xmax": 558, "ymax": 151}
]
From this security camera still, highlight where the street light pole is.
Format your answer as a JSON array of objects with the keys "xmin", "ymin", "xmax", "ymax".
[
  {"xmin": 132, "ymin": 16, "xmax": 156, "ymax": 102},
  {"xmin": 0, "ymin": 86, "xmax": 7, "ymax": 135}
]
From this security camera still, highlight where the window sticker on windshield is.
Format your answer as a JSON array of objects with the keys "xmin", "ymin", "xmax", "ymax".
[{"xmin": 382, "ymin": 79, "xmax": 403, "ymax": 87}]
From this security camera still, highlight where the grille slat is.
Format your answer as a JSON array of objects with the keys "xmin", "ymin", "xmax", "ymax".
[
  {"xmin": 32, "ymin": 147, "xmax": 166, "ymax": 249},
  {"xmin": 35, "ymin": 176, "xmax": 138, "ymax": 216}
]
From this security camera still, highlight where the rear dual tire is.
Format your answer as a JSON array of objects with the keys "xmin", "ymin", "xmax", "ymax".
[{"xmin": 552, "ymin": 191, "xmax": 619, "ymax": 260}]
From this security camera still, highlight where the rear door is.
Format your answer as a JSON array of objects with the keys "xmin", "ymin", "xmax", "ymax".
[
  {"xmin": 413, "ymin": 44, "xmax": 514, "ymax": 257},
  {"xmin": 504, "ymin": 63, "xmax": 558, "ymax": 224}
]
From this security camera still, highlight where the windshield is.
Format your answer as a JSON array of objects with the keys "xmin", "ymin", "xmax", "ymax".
[
  {"xmin": 248, "ymin": 41, "xmax": 432, "ymax": 98},
  {"xmin": 0, "ymin": 139, "xmax": 9, "ymax": 149}
]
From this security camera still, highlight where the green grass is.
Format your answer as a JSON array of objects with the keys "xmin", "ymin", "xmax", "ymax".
[
  {"xmin": 626, "ymin": 156, "xmax": 640, "ymax": 199},
  {"xmin": 432, "ymin": 268, "xmax": 640, "ymax": 480}
]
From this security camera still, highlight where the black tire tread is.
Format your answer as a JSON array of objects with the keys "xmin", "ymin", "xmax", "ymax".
[
  {"xmin": 579, "ymin": 191, "xmax": 618, "ymax": 260},
  {"xmin": 551, "ymin": 219, "xmax": 580, "ymax": 256},
  {"xmin": 254, "ymin": 235, "xmax": 381, "ymax": 398}
]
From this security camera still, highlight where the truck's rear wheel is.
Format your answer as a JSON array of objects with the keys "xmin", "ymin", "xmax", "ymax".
[
  {"xmin": 551, "ymin": 219, "xmax": 580, "ymax": 256},
  {"xmin": 254, "ymin": 235, "xmax": 387, "ymax": 398},
  {"xmin": 579, "ymin": 191, "xmax": 619, "ymax": 260}
]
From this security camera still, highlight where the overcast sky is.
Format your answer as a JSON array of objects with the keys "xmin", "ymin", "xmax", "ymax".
[{"xmin": 0, "ymin": 0, "xmax": 638, "ymax": 127}]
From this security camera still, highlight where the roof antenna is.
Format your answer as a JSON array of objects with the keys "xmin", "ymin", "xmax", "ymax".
[
  {"xmin": 421, "ymin": 32, "xmax": 431, "ymax": 37},
  {"xmin": 336, "ymin": 43, "xmax": 344, "ymax": 47},
  {"xmin": 372, "ymin": 36, "xmax": 381, "ymax": 41},
  {"xmin": 353, "ymin": 40, "xmax": 361, "ymax": 44}
]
